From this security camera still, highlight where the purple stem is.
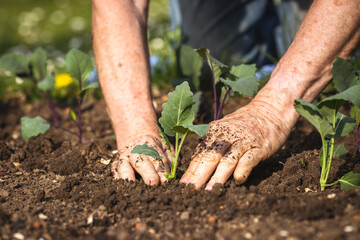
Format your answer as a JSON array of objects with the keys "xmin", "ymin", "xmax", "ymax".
[
  {"xmin": 28, "ymin": 74, "xmax": 60, "ymax": 125},
  {"xmin": 216, "ymin": 88, "xmax": 232, "ymax": 120},
  {"xmin": 356, "ymin": 126, "xmax": 360, "ymax": 150},
  {"xmin": 53, "ymin": 125, "xmax": 79, "ymax": 138},
  {"xmin": 45, "ymin": 96, "xmax": 60, "ymax": 126},
  {"xmin": 209, "ymin": 62, "xmax": 217, "ymax": 120}
]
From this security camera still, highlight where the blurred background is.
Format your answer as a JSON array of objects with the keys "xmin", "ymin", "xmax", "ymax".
[{"xmin": 0, "ymin": 0, "xmax": 177, "ymax": 85}]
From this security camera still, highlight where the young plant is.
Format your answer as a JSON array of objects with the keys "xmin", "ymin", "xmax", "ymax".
[
  {"xmin": 0, "ymin": 48, "xmax": 98, "ymax": 143},
  {"xmin": 131, "ymin": 82, "xmax": 209, "ymax": 180},
  {"xmin": 179, "ymin": 45, "xmax": 259, "ymax": 120},
  {"xmin": 294, "ymin": 85, "xmax": 360, "ymax": 190},
  {"xmin": 332, "ymin": 58, "xmax": 360, "ymax": 151}
]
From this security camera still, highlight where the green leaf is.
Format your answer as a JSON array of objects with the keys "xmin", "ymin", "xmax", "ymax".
[
  {"xmin": 159, "ymin": 82, "xmax": 195, "ymax": 137},
  {"xmin": 172, "ymin": 124, "xmax": 209, "ymax": 137},
  {"xmin": 195, "ymin": 48, "xmax": 228, "ymax": 85},
  {"xmin": 230, "ymin": 64, "xmax": 257, "ymax": 78},
  {"xmin": 294, "ymin": 99, "xmax": 334, "ymax": 139},
  {"xmin": 334, "ymin": 112, "xmax": 356, "ymax": 138},
  {"xmin": 80, "ymin": 82, "xmax": 99, "ymax": 97},
  {"xmin": 69, "ymin": 109, "xmax": 77, "ymax": 121},
  {"xmin": 131, "ymin": 144, "xmax": 163, "ymax": 159},
  {"xmin": 350, "ymin": 105, "xmax": 360, "ymax": 126},
  {"xmin": 180, "ymin": 45, "xmax": 203, "ymax": 89},
  {"xmin": 0, "ymin": 53, "xmax": 30, "ymax": 75},
  {"xmin": 65, "ymin": 49, "xmax": 93, "ymax": 85},
  {"xmin": 339, "ymin": 172, "xmax": 360, "ymax": 189},
  {"xmin": 220, "ymin": 76, "xmax": 259, "ymax": 97},
  {"xmin": 37, "ymin": 74, "xmax": 55, "ymax": 91},
  {"xmin": 333, "ymin": 143, "xmax": 347, "ymax": 158},
  {"xmin": 319, "ymin": 85, "xmax": 360, "ymax": 122},
  {"xmin": 332, "ymin": 58, "xmax": 359, "ymax": 92},
  {"xmin": 21, "ymin": 116, "xmax": 50, "ymax": 140},
  {"xmin": 155, "ymin": 121, "xmax": 172, "ymax": 153},
  {"xmin": 192, "ymin": 91, "xmax": 202, "ymax": 115},
  {"xmin": 30, "ymin": 47, "xmax": 47, "ymax": 81}
]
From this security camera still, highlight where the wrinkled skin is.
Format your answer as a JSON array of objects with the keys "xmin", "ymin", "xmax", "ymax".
[
  {"xmin": 93, "ymin": 0, "xmax": 360, "ymax": 189},
  {"xmin": 180, "ymin": 100, "xmax": 292, "ymax": 190},
  {"xmin": 111, "ymin": 134, "xmax": 172, "ymax": 185}
]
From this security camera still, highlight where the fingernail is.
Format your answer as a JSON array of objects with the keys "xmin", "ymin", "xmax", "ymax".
[
  {"xmin": 180, "ymin": 176, "xmax": 189, "ymax": 183},
  {"xmin": 147, "ymin": 177, "xmax": 158, "ymax": 185},
  {"xmin": 205, "ymin": 185, "xmax": 213, "ymax": 191}
]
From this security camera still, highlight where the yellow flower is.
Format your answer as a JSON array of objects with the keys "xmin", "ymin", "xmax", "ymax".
[{"xmin": 55, "ymin": 73, "xmax": 73, "ymax": 88}]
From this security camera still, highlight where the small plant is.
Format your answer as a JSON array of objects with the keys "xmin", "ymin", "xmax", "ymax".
[
  {"xmin": 332, "ymin": 58, "xmax": 360, "ymax": 151},
  {"xmin": 0, "ymin": 48, "xmax": 98, "ymax": 143},
  {"xmin": 179, "ymin": 45, "xmax": 260, "ymax": 120},
  {"xmin": 294, "ymin": 85, "xmax": 360, "ymax": 190},
  {"xmin": 131, "ymin": 82, "xmax": 209, "ymax": 180}
]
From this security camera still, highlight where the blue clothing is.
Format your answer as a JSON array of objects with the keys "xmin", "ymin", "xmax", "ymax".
[{"xmin": 170, "ymin": 0, "xmax": 311, "ymax": 67}]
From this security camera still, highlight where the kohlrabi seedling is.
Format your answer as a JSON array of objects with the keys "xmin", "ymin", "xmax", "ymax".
[
  {"xmin": 332, "ymin": 58, "xmax": 360, "ymax": 151},
  {"xmin": 0, "ymin": 48, "xmax": 98, "ymax": 143},
  {"xmin": 131, "ymin": 82, "xmax": 209, "ymax": 180},
  {"xmin": 180, "ymin": 46, "xmax": 259, "ymax": 120},
  {"xmin": 294, "ymin": 85, "xmax": 360, "ymax": 190}
]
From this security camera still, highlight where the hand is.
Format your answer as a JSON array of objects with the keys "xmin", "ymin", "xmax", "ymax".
[
  {"xmin": 180, "ymin": 100, "xmax": 296, "ymax": 190},
  {"xmin": 111, "ymin": 134, "xmax": 172, "ymax": 185}
]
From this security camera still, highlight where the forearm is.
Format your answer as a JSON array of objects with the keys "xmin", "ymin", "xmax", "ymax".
[
  {"xmin": 92, "ymin": 0, "xmax": 158, "ymax": 148},
  {"xmin": 253, "ymin": 0, "xmax": 360, "ymax": 127}
]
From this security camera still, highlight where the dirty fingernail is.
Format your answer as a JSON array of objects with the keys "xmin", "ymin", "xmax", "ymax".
[{"xmin": 180, "ymin": 176, "xmax": 189, "ymax": 183}]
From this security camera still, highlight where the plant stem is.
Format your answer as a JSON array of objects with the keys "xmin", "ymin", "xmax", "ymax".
[
  {"xmin": 169, "ymin": 131, "xmax": 189, "ymax": 179},
  {"xmin": 28, "ymin": 74, "xmax": 60, "ymax": 125},
  {"xmin": 320, "ymin": 139, "xmax": 329, "ymax": 191},
  {"xmin": 216, "ymin": 88, "xmax": 232, "ymax": 120},
  {"xmin": 356, "ymin": 125, "xmax": 360, "ymax": 150},
  {"xmin": 209, "ymin": 62, "xmax": 218, "ymax": 120},
  {"xmin": 52, "ymin": 124, "xmax": 79, "ymax": 138}
]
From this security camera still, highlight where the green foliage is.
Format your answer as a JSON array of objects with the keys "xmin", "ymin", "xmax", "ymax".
[
  {"xmin": 332, "ymin": 58, "xmax": 360, "ymax": 92},
  {"xmin": 0, "ymin": 52, "xmax": 30, "ymax": 75},
  {"xmin": 0, "ymin": 48, "xmax": 98, "ymax": 143},
  {"xmin": 37, "ymin": 74, "xmax": 55, "ymax": 91},
  {"xmin": 195, "ymin": 48, "xmax": 228, "ymax": 85},
  {"xmin": 339, "ymin": 172, "xmax": 360, "ymax": 190},
  {"xmin": 30, "ymin": 47, "xmax": 47, "ymax": 80},
  {"xmin": 294, "ymin": 60, "xmax": 360, "ymax": 191},
  {"xmin": 159, "ymin": 82, "xmax": 195, "ymax": 137},
  {"xmin": 180, "ymin": 45, "xmax": 202, "ymax": 89},
  {"xmin": 21, "ymin": 116, "xmax": 50, "ymax": 140},
  {"xmin": 132, "ymin": 82, "xmax": 209, "ymax": 180},
  {"xmin": 65, "ymin": 49, "xmax": 92, "ymax": 84},
  {"xmin": 350, "ymin": 105, "xmax": 360, "ymax": 126},
  {"xmin": 220, "ymin": 64, "xmax": 260, "ymax": 97},
  {"xmin": 131, "ymin": 144, "xmax": 164, "ymax": 159}
]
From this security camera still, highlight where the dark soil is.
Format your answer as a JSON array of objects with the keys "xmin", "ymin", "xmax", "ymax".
[{"xmin": 1, "ymin": 95, "xmax": 360, "ymax": 240}]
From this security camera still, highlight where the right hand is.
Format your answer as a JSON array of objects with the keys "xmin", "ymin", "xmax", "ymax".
[{"xmin": 111, "ymin": 133, "xmax": 172, "ymax": 185}]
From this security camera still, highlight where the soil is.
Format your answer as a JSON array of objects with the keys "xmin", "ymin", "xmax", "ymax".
[{"xmin": 1, "ymin": 94, "xmax": 360, "ymax": 240}]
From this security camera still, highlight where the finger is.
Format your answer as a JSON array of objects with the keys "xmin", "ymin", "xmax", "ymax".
[
  {"xmin": 233, "ymin": 148, "xmax": 263, "ymax": 185},
  {"xmin": 205, "ymin": 142, "xmax": 246, "ymax": 191},
  {"xmin": 129, "ymin": 154, "xmax": 160, "ymax": 186},
  {"xmin": 185, "ymin": 141, "xmax": 231, "ymax": 189},
  {"xmin": 147, "ymin": 143, "xmax": 172, "ymax": 183},
  {"xmin": 111, "ymin": 156, "xmax": 135, "ymax": 181}
]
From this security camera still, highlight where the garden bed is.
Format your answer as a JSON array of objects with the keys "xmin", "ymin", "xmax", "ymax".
[{"xmin": 1, "ymin": 95, "xmax": 360, "ymax": 240}]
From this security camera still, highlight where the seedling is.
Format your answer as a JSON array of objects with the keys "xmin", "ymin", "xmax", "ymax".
[
  {"xmin": 179, "ymin": 45, "xmax": 260, "ymax": 120},
  {"xmin": 294, "ymin": 85, "xmax": 360, "ymax": 190},
  {"xmin": 0, "ymin": 48, "xmax": 98, "ymax": 143},
  {"xmin": 332, "ymin": 58, "xmax": 360, "ymax": 151},
  {"xmin": 131, "ymin": 82, "xmax": 209, "ymax": 180}
]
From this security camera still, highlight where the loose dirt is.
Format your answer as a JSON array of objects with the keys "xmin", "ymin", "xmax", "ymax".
[{"xmin": 1, "ymin": 96, "xmax": 360, "ymax": 240}]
